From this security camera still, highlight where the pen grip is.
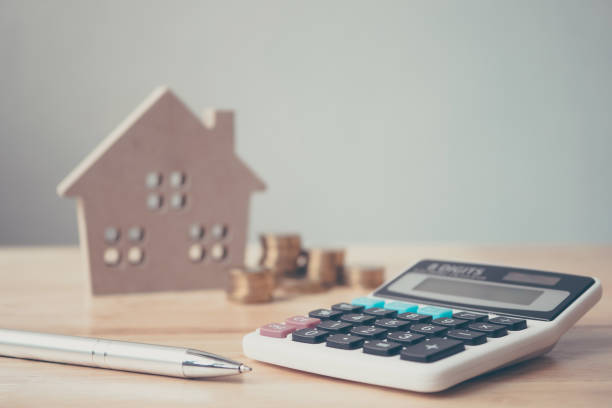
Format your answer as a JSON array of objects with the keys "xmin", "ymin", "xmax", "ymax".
[{"xmin": 0, "ymin": 328, "xmax": 98, "ymax": 366}]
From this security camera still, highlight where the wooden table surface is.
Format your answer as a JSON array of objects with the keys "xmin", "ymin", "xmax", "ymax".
[{"xmin": 0, "ymin": 245, "xmax": 610, "ymax": 407}]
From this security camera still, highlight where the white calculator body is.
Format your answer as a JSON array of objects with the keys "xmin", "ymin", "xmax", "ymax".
[{"xmin": 242, "ymin": 260, "xmax": 602, "ymax": 392}]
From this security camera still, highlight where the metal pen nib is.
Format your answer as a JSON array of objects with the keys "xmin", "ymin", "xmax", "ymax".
[{"xmin": 182, "ymin": 349, "xmax": 251, "ymax": 378}]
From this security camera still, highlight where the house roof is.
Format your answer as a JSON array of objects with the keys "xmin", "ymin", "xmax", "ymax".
[{"xmin": 57, "ymin": 86, "xmax": 266, "ymax": 197}]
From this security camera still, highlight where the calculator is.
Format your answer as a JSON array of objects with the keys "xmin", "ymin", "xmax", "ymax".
[{"xmin": 242, "ymin": 260, "xmax": 602, "ymax": 392}]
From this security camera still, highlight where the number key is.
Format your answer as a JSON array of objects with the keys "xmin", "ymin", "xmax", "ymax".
[
  {"xmin": 387, "ymin": 331, "xmax": 426, "ymax": 345},
  {"xmin": 340, "ymin": 313, "xmax": 377, "ymax": 325},
  {"xmin": 317, "ymin": 320, "xmax": 352, "ymax": 333},
  {"xmin": 292, "ymin": 328, "xmax": 330, "ymax": 344},
  {"xmin": 350, "ymin": 325, "xmax": 387, "ymax": 339},
  {"xmin": 409, "ymin": 323, "xmax": 448, "ymax": 337},
  {"xmin": 432, "ymin": 317, "xmax": 468, "ymax": 329},
  {"xmin": 374, "ymin": 318, "xmax": 411, "ymax": 330},
  {"xmin": 397, "ymin": 312, "xmax": 432, "ymax": 323}
]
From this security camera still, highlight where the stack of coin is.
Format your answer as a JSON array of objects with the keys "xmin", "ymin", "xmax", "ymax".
[
  {"xmin": 339, "ymin": 265, "xmax": 385, "ymax": 289},
  {"xmin": 259, "ymin": 234, "xmax": 302, "ymax": 279},
  {"xmin": 226, "ymin": 266, "xmax": 275, "ymax": 303},
  {"xmin": 303, "ymin": 248, "xmax": 346, "ymax": 287},
  {"xmin": 275, "ymin": 277, "xmax": 327, "ymax": 295}
]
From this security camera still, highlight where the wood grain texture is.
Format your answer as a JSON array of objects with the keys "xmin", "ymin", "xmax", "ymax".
[{"xmin": 0, "ymin": 245, "xmax": 610, "ymax": 407}]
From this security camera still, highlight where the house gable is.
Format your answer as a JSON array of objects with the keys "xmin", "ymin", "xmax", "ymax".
[{"xmin": 57, "ymin": 87, "xmax": 265, "ymax": 198}]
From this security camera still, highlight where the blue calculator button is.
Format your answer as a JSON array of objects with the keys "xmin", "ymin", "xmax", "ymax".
[
  {"xmin": 417, "ymin": 306, "xmax": 453, "ymax": 319},
  {"xmin": 384, "ymin": 301, "xmax": 418, "ymax": 313},
  {"xmin": 351, "ymin": 297, "xmax": 385, "ymax": 308}
]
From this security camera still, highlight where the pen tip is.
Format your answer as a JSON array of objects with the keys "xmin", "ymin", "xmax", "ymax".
[{"xmin": 239, "ymin": 364, "xmax": 252, "ymax": 373}]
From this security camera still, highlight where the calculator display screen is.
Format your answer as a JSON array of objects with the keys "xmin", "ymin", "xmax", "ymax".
[
  {"xmin": 374, "ymin": 260, "xmax": 595, "ymax": 321},
  {"xmin": 413, "ymin": 277, "xmax": 544, "ymax": 306}
]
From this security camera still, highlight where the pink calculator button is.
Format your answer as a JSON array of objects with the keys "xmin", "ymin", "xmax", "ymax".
[
  {"xmin": 285, "ymin": 316, "xmax": 321, "ymax": 329},
  {"xmin": 259, "ymin": 322, "xmax": 297, "ymax": 338}
]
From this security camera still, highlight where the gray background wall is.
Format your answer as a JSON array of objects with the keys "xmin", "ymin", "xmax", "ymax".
[{"xmin": 1, "ymin": 0, "xmax": 611, "ymax": 246}]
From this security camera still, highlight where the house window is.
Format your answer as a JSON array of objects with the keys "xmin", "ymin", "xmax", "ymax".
[
  {"xmin": 210, "ymin": 243, "xmax": 227, "ymax": 261},
  {"xmin": 169, "ymin": 171, "xmax": 186, "ymax": 187},
  {"xmin": 211, "ymin": 224, "xmax": 227, "ymax": 240},
  {"xmin": 189, "ymin": 224, "xmax": 204, "ymax": 240},
  {"xmin": 127, "ymin": 247, "xmax": 144, "ymax": 265},
  {"xmin": 104, "ymin": 227, "xmax": 120, "ymax": 243},
  {"xmin": 146, "ymin": 172, "xmax": 162, "ymax": 188},
  {"xmin": 128, "ymin": 226, "xmax": 144, "ymax": 242},
  {"xmin": 104, "ymin": 247, "xmax": 121, "ymax": 266},
  {"xmin": 147, "ymin": 193, "xmax": 163, "ymax": 210},
  {"xmin": 170, "ymin": 193, "xmax": 186, "ymax": 210},
  {"xmin": 188, "ymin": 244, "xmax": 205, "ymax": 262}
]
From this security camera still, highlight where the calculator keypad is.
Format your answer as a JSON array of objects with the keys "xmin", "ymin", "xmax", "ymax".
[{"xmin": 260, "ymin": 297, "xmax": 530, "ymax": 364}]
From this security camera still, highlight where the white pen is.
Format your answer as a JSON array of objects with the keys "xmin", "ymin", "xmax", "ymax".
[{"xmin": 0, "ymin": 328, "xmax": 252, "ymax": 378}]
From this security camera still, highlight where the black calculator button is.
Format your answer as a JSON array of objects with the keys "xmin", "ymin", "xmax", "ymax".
[
  {"xmin": 453, "ymin": 312, "xmax": 488, "ymax": 322},
  {"xmin": 340, "ymin": 313, "xmax": 377, "ymax": 325},
  {"xmin": 363, "ymin": 308, "xmax": 397, "ymax": 318},
  {"xmin": 317, "ymin": 320, "xmax": 353, "ymax": 333},
  {"xmin": 397, "ymin": 313, "xmax": 432, "ymax": 323},
  {"xmin": 400, "ymin": 338, "xmax": 465, "ymax": 363},
  {"xmin": 363, "ymin": 339, "xmax": 402, "ymax": 356},
  {"xmin": 488, "ymin": 316, "xmax": 527, "ymax": 331},
  {"xmin": 446, "ymin": 329, "xmax": 488, "ymax": 345},
  {"xmin": 374, "ymin": 318, "xmax": 411, "ymax": 330},
  {"xmin": 292, "ymin": 328, "xmax": 330, "ymax": 344},
  {"xmin": 432, "ymin": 317, "xmax": 469, "ymax": 329},
  {"xmin": 387, "ymin": 331, "xmax": 426, "ymax": 345},
  {"xmin": 409, "ymin": 323, "xmax": 448, "ymax": 337},
  {"xmin": 468, "ymin": 322, "xmax": 507, "ymax": 338},
  {"xmin": 309, "ymin": 308, "xmax": 343, "ymax": 320},
  {"xmin": 326, "ymin": 333, "xmax": 365, "ymax": 350},
  {"xmin": 332, "ymin": 303, "xmax": 364, "ymax": 313},
  {"xmin": 350, "ymin": 325, "xmax": 388, "ymax": 339}
]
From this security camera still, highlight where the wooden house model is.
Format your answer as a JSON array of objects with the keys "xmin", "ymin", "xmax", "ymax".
[{"xmin": 57, "ymin": 87, "xmax": 265, "ymax": 295}]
